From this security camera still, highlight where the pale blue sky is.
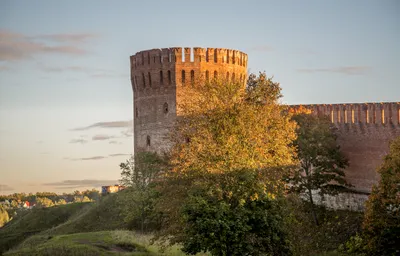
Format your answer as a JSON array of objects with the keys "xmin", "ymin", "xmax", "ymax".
[{"xmin": 0, "ymin": 0, "xmax": 399, "ymax": 193}]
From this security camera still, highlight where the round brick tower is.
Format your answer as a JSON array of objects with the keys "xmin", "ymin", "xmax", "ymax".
[{"xmin": 130, "ymin": 47, "xmax": 248, "ymax": 154}]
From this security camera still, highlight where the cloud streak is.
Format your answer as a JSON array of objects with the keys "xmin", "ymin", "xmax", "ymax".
[
  {"xmin": 71, "ymin": 120, "xmax": 132, "ymax": 131},
  {"xmin": 0, "ymin": 184, "xmax": 14, "ymax": 191},
  {"xmin": 70, "ymin": 138, "xmax": 88, "ymax": 144},
  {"xmin": 65, "ymin": 156, "xmax": 106, "ymax": 161},
  {"xmin": 43, "ymin": 179, "xmax": 118, "ymax": 188},
  {"xmin": 0, "ymin": 30, "xmax": 95, "ymax": 61},
  {"xmin": 92, "ymin": 134, "xmax": 114, "ymax": 141},
  {"xmin": 109, "ymin": 153, "xmax": 130, "ymax": 157},
  {"xmin": 297, "ymin": 66, "xmax": 372, "ymax": 75}
]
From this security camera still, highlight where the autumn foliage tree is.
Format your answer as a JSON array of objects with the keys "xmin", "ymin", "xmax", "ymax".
[
  {"xmin": 362, "ymin": 136, "xmax": 400, "ymax": 255},
  {"xmin": 158, "ymin": 72, "xmax": 297, "ymax": 255}
]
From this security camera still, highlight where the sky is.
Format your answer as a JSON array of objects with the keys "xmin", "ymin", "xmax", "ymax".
[{"xmin": 0, "ymin": 0, "xmax": 399, "ymax": 194}]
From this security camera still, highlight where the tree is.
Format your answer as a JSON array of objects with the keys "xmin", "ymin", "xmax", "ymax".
[
  {"xmin": 287, "ymin": 113, "xmax": 349, "ymax": 225},
  {"xmin": 119, "ymin": 152, "xmax": 167, "ymax": 233},
  {"xmin": 55, "ymin": 199, "xmax": 67, "ymax": 205},
  {"xmin": 0, "ymin": 204, "xmax": 9, "ymax": 227},
  {"xmin": 158, "ymin": 73, "xmax": 297, "ymax": 253},
  {"xmin": 171, "ymin": 72, "xmax": 296, "ymax": 174},
  {"xmin": 181, "ymin": 169, "xmax": 292, "ymax": 256},
  {"xmin": 36, "ymin": 197, "xmax": 54, "ymax": 208},
  {"xmin": 362, "ymin": 136, "xmax": 400, "ymax": 255}
]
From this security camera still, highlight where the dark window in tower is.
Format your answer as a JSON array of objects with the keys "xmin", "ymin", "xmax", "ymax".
[
  {"xmin": 214, "ymin": 49, "xmax": 217, "ymax": 63},
  {"xmin": 148, "ymin": 52, "xmax": 150, "ymax": 64},
  {"xmin": 160, "ymin": 71, "xmax": 164, "ymax": 85},
  {"xmin": 190, "ymin": 70, "xmax": 195, "ymax": 85},
  {"xmin": 146, "ymin": 135, "xmax": 151, "ymax": 147},
  {"xmin": 168, "ymin": 70, "xmax": 172, "ymax": 84},
  {"xmin": 214, "ymin": 71, "xmax": 218, "ymax": 80},
  {"xmin": 182, "ymin": 70, "xmax": 186, "ymax": 84},
  {"xmin": 205, "ymin": 70, "xmax": 209, "ymax": 82},
  {"xmin": 148, "ymin": 72, "xmax": 152, "ymax": 87},
  {"xmin": 142, "ymin": 73, "xmax": 146, "ymax": 88},
  {"xmin": 135, "ymin": 107, "xmax": 138, "ymax": 118},
  {"xmin": 163, "ymin": 102, "xmax": 169, "ymax": 114},
  {"xmin": 232, "ymin": 73, "xmax": 235, "ymax": 82}
]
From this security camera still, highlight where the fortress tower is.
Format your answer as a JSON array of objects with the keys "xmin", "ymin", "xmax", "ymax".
[{"xmin": 130, "ymin": 47, "xmax": 248, "ymax": 154}]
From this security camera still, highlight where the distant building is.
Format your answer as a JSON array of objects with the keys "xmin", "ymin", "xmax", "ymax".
[{"xmin": 101, "ymin": 185, "xmax": 126, "ymax": 195}]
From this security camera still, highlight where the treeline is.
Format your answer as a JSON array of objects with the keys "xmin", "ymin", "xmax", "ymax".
[{"xmin": 0, "ymin": 189, "xmax": 100, "ymax": 208}]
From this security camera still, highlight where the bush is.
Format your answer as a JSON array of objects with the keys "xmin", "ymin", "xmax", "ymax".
[{"xmin": 180, "ymin": 169, "xmax": 292, "ymax": 256}]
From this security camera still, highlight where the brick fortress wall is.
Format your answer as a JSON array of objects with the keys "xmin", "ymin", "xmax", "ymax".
[
  {"xmin": 291, "ymin": 103, "xmax": 400, "ymax": 193},
  {"xmin": 130, "ymin": 47, "xmax": 248, "ymax": 154}
]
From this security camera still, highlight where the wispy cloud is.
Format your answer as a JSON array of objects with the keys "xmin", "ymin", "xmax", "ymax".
[
  {"xmin": 30, "ymin": 33, "xmax": 97, "ymax": 43},
  {"xmin": 92, "ymin": 134, "xmax": 114, "ymax": 141},
  {"xmin": 65, "ymin": 156, "xmax": 106, "ymax": 161},
  {"xmin": 250, "ymin": 45, "xmax": 274, "ymax": 52},
  {"xmin": 297, "ymin": 66, "xmax": 372, "ymax": 75},
  {"xmin": 0, "ymin": 184, "xmax": 14, "ymax": 191},
  {"xmin": 43, "ymin": 179, "xmax": 118, "ymax": 188},
  {"xmin": 70, "ymin": 138, "xmax": 88, "ymax": 144},
  {"xmin": 71, "ymin": 120, "xmax": 132, "ymax": 131},
  {"xmin": 0, "ymin": 30, "xmax": 95, "ymax": 61},
  {"xmin": 109, "ymin": 153, "xmax": 130, "ymax": 157},
  {"xmin": 109, "ymin": 140, "xmax": 121, "ymax": 145}
]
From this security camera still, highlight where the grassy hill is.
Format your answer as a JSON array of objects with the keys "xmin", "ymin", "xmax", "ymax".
[{"xmin": 0, "ymin": 202, "xmax": 89, "ymax": 253}]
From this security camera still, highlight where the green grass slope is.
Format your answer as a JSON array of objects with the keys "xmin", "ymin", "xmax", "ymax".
[
  {"xmin": 0, "ymin": 202, "xmax": 89, "ymax": 253},
  {"xmin": 4, "ymin": 230, "xmax": 153, "ymax": 256},
  {"xmin": 43, "ymin": 190, "xmax": 130, "ymax": 236}
]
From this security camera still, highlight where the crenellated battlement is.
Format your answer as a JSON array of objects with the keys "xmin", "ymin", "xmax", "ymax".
[
  {"xmin": 291, "ymin": 102, "xmax": 400, "ymax": 126},
  {"xmin": 131, "ymin": 47, "xmax": 247, "ymax": 67}
]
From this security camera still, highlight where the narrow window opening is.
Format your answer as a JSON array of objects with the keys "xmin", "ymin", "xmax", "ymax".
[
  {"xmin": 168, "ymin": 53, "xmax": 172, "ymax": 62},
  {"xmin": 190, "ymin": 70, "xmax": 195, "ymax": 85},
  {"xmin": 214, "ymin": 49, "xmax": 217, "ymax": 63},
  {"xmin": 135, "ymin": 107, "xmax": 138, "ymax": 118},
  {"xmin": 366, "ymin": 109, "xmax": 369, "ymax": 123},
  {"xmin": 168, "ymin": 70, "xmax": 171, "ymax": 84},
  {"xmin": 146, "ymin": 135, "xmax": 151, "ymax": 147},
  {"xmin": 373, "ymin": 106, "xmax": 376, "ymax": 124},
  {"xmin": 232, "ymin": 52, "xmax": 235, "ymax": 64},
  {"xmin": 351, "ymin": 109, "xmax": 355, "ymax": 123},
  {"xmin": 344, "ymin": 110, "xmax": 348, "ymax": 123},
  {"xmin": 148, "ymin": 52, "xmax": 150, "ymax": 64},
  {"xmin": 226, "ymin": 51, "xmax": 230, "ymax": 63},
  {"xmin": 331, "ymin": 110, "xmax": 334, "ymax": 123},
  {"xmin": 142, "ymin": 73, "xmax": 146, "ymax": 88},
  {"xmin": 205, "ymin": 70, "xmax": 209, "ymax": 82},
  {"xmin": 337, "ymin": 109, "xmax": 341, "ymax": 123},
  {"xmin": 214, "ymin": 71, "xmax": 218, "ymax": 80},
  {"xmin": 185, "ymin": 137, "xmax": 190, "ymax": 143},
  {"xmin": 160, "ymin": 55, "xmax": 163, "ymax": 63},
  {"xmin": 206, "ymin": 50, "xmax": 209, "ymax": 62},
  {"xmin": 153, "ymin": 56, "xmax": 156, "ymax": 63},
  {"xmin": 381, "ymin": 109, "xmax": 385, "ymax": 124},
  {"xmin": 181, "ymin": 70, "xmax": 186, "ymax": 85},
  {"xmin": 358, "ymin": 107, "xmax": 361, "ymax": 123},
  {"xmin": 163, "ymin": 102, "xmax": 169, "ymax": 114},
  {"xmin": 148, "ymin": 72, "xmax": 152, "ymax": 87},
  {"xmin": 232, "ymin": 73, "xmax": 235, "ymax": 82},
  {"xmin": 142, "ymin": 53, "xmax": 144, "ymax": 65},
  {"xmin": 160, "ymin": 71, "xmax": 164, "ymax": 85}
]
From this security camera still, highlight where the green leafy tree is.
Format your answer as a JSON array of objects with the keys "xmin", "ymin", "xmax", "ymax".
[
  {"xmin": 363, "ymin": 136, "xmax": 400, "ymax": 255},
  {"xmin": 181, "ymin": 169, "xmax": 292, "ymax": 256},
  {"xmin": 288, "ymin": 113, "xmax": 349, "ymax": 225},
  {"xmin": 120, "ymin": 152, "xmax": 167, "ymax": 233},
  {"xmin": 0, "ymin": 204, "xmax": 9, "ymax": 227},
  {"xmin": 36, "ymin": 197, "xmax": 54, "ymax": 208}
]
